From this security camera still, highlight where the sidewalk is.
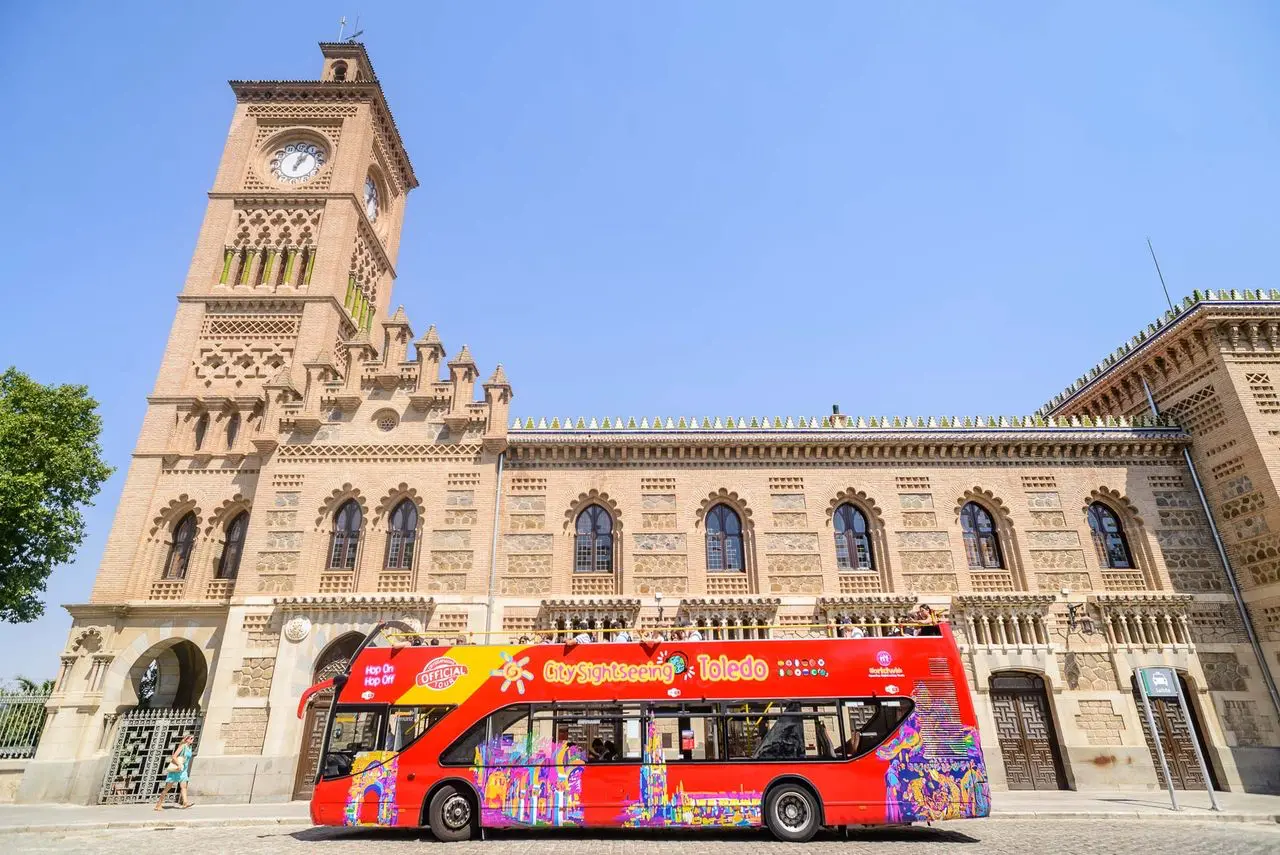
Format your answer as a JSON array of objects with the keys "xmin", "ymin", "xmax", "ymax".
[{"xmin": 0, "ymin": 790, "xmax": 1275, "ymax": 833}]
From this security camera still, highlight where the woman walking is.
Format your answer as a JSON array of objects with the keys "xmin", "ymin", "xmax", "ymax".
[{"xmin": 154, "ymin": 734, "xmax": 196, "ymax": 810}]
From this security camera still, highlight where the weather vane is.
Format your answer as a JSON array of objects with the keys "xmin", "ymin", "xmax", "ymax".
[{"xmin": 337, "ymin": 14, "xmax": 364, "ymax": 43}]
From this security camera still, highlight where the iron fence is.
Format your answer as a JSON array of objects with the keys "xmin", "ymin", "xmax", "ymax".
[{"xmin": 0, "ymin": 690, "xmax": 52, "ymax": 759}]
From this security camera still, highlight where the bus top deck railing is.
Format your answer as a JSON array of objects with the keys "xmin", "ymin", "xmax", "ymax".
[{"xmin": 379, "ymin": 618, "xmax": 950, "ymax": 648}]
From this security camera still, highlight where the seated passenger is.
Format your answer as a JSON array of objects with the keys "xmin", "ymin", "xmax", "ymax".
[
  {"xmin": 588, "ymin": 738, "xmax": 605, "ymax": 762},
  {"xmin": 602, "ymin": 740, "xmax": 618, "ymax": 761}
]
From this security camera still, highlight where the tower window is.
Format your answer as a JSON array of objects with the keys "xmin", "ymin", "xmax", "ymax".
[
  {"xmin": 193, "ymin": 414, "xmax": 209, "ymax": 451},
  {"xmin": 332, "ymin": 61, "xmax": 348, "ymax": 82},
  {"xmin": 165, "ymin": 512, "xmax": 198, "ymax": 580},
  {"xmin": 385, "ymin": 499, "xmax": 418, "ymax": 570},
  {"xmin": 226, "ymin": 413, "xmax": 241, "ymax": 449},
  {"xmin": 329, "ymin": 500, "xmax": 362, "ymax": 569},
  {"xmin": 217, "ymin": 512, "xmax": 249, "ymax": 579}
]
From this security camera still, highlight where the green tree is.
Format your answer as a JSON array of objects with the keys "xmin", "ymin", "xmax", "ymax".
[
  {"xmin": 12, "ymin": 676, "xmax": 54, "ymax": 694},
  {"xmin": 0, "ymin": 368, "xmax": 112, "ymax": 623}
]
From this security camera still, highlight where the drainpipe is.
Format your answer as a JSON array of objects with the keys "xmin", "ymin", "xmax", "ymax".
[
  {"xmin": 1142, "ymin": 379, "xmax": 1280, "ymax": 718},
  {"xmin": 483, "ymin": 450, "xmax": 506, "ymax": 639}
]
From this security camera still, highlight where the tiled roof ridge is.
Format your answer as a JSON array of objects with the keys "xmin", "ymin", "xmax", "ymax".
[
  {"xmin": 1038, "ymin": 288, "xmax": 1280, "ymax": 415},
  {"xmin": 508, "ymin": 413, "xmax": 1180, "ymax": 432}
]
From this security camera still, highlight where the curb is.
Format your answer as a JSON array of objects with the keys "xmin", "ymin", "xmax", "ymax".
[
  {"xmin": 987, "ymin": 811, "xmax": 1280, "ymax": 823},
  {"xmin": 0, "ymin": 813, "xmax": 1276, "ymax": 834},
  {"xmin": 0, "ymin": 817, "xmax": 305, "ymax": 834}
]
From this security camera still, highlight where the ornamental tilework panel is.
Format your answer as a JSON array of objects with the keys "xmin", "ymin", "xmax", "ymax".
[
  {"xmin": 1057, "ymin": 653, "xmax": 1117, "ymax": 691},
  {"xmin": 643, "ymin": 513, "xmax": 678, "ymax": 530},
  {"xmin": 1200, "ymin": 652, "xmax": 1249, "ymax": 692},
  {"xmin": 1075, "ymin": 700, "xmax": 1125, "ymax": 745},
  {"xmin": 642, "ymin": 494, "xmax": 677, "ymax": 510}
]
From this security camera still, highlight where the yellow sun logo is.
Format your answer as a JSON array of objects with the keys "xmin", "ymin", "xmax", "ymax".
[{"xmin": 490, "ymin": 651, "xmax": 534, "ymax": 694}]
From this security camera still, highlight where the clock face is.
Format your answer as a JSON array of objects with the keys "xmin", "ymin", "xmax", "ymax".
[
  {"xmin": 269, "ymin": 141, "xmax": 327, "ymax": 184},
  {"xmin": 364, "ymin": 175, "xmax": 379, "ymax": 222}
]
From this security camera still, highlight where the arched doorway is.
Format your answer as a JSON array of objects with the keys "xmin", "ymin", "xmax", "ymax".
[
  {"xmin": 100, "ymin": 639, "xmax": 209, "ymax": 804},
  {"xmin": 1130, "ymin": 672, "xmax": 1219, "ymax": 790},
  {"xmin": 989, "ymin": 671, "xmax": 1067, "ymax": 790},
  {"xmin": 293, "ymin": 632, "xmax": 363, "ymax": 800}
]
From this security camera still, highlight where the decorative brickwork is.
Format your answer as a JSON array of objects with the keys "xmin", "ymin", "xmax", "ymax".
[
  {"xmin": 221, "ymin": 708, "xmax": 268, "ymax": 754},
  {"xmin": 1058, "ymin": 653, "xmax": 1117, "ymax": 691},
  {"xmin": 1075, "ymin": 700, "xmax": 1125, "ymax": 745},
  {"xmin": 1201, "ymin": 652, "xmax": 1249, "ymax": 691},
  {"xmin": 233, "ymin": 657, "xmax": 275, "ymax": 697}
]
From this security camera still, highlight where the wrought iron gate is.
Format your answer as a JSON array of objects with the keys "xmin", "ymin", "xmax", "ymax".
[{"xmin": 99, "ymin": 708, "xmax": 203, "ymax": 804}]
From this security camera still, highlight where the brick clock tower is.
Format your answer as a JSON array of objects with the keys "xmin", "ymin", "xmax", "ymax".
[
  {"xmin": 89, "ymin": 39, "xmax": 417, "ymax": 610},
  {"xmin": 24, "ymin": 43, "xmax": 425, "ymax": 803}
]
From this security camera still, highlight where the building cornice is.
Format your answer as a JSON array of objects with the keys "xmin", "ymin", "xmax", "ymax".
[
  {"xmin": 504, "ymin": 425, "xmax": 1190, "ymax": 464},
  {"xmin": 65, "ymin": 602, "xmax": 231, "ymax": 619},
  {"xmin": 1041, "ymin": 291, "xmax": 1280, "ymax": 416}
]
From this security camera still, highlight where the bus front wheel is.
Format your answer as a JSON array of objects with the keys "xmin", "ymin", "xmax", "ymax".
[
  {"xmin": 765, "ymin": 783, "xmax": 820, "ymax": 843},
  {"xmin": 427, "ymin": 784, "xmax": 475, "ymax": 842}
]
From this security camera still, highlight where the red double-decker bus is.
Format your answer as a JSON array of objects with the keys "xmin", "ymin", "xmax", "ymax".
[{"xmin": 299, "ymin": 622, "xmax": 989, "ymax": 841}]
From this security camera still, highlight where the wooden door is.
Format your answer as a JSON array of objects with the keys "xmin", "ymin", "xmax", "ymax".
[
  {"xmin": 293, "ymin": 701, "xmax": 330, "ymax": 800},
  {"xmin": 990, "ymin": 673, "xmax": 1066, "ymax": 791},
  {"xmin": 1132, "ymin": 678, "xmax": 1216, "ymax": 790}
]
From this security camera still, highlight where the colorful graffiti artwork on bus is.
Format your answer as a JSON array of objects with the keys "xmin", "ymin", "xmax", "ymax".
[
  {"xmin": 621, "ymin": 720, "xmax": 763, "ymax": 828},
  {"xmin": 877, "ymin": 682, "xmax": 990, "ymax": 822},
  {"xmin": 342, "ymin": 752, "xmax": 399, "ymax": 827},
  {"xmin": 471, "ymin": 737, "xmax": 585, "ymax": 827}
]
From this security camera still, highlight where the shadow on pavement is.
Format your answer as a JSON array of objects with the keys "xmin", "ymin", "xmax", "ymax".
[{"xmin": 285, "ymin": 824, "xmax": 980, "ymax": 845}]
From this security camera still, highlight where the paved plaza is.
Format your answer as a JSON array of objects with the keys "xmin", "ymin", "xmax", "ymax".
[{"xmin": 2, "ymin": 819, "xmax": 1279, "ymax": 855}]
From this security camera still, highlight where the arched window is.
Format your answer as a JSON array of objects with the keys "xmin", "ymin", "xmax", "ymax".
[
  {"xmin": 960, "ymin": 502, "xmax": 1003, "ymax": 569},
  {"xmin": 193, "ymin": 414, "xmax": 209, "ymax": 451},
  {"xmin": 165, "ymin": 512, "xmax": 197, "ymax": 579},
  {"xmin": 332, "ymin": 61, "xmax": 348, "ymax": 82},
  {"xmin": 329, "ymin": 500, "xmax": 362, "ymax": 569},
  {"xmin": 1088, "ymin": 502, "xmax": 1133, "ymax": 569},
  {"xmin": 705, "ymin": 504, "xmax": 745, "ymax": 572},
  {"xmin": 217, "ymin": 512, "xmax": 248, "ymax": 579},
  {"xmin": 226, "ymin": 413, "xmax": 241, "ymax": 449},
  {"xmin": 833, "ymin": 504, "xmax": 873, "ymax": 570},
  {"xmin": 385, "ymin": 499, "xmax": 418, "ymax": 570},
  {"xmin": 574, "ymin": 505, "xmax": 613, "ymax": 573}
]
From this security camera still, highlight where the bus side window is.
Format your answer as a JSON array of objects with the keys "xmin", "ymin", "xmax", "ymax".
[
  {"xmin": 840, "ymin": 699, "xmax": 913, "ymax": 759},
  {"xmin": 650, "ymin": 704, "xmax": 720, "ymax": 762},
  {"xmin": 386, "ymin": 705, "xmax": 455, "ymax": 752},
  {"xmin": 441, "ymin": 705, "xmax": 530, "ymax": 766}
]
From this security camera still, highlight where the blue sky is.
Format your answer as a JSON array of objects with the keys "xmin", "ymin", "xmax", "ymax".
[{"xmin": 1, "ymin": 1, "xmax": 1279, "ymax": 678}]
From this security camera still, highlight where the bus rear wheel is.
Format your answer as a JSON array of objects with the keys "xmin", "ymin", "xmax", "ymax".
[
  {"xmin": 427, "ymin": 784, "xmax": 475, "ymax": 842},
  {"xmin": 765, "ymin": 783, "xmax": 820, "ymax": 842}
]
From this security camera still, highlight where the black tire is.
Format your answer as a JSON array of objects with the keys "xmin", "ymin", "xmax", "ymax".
[
  {"xmin": 427, "ymin": 784, "xmax": 475, "ymax": 842},
  {"xmin": 764, "ymin": 783, "xmax": 820, "ymax": 843}
]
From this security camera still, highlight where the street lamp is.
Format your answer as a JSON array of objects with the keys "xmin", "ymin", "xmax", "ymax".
[{"xmin": 655, "ymin": 590, "xmax": 664, "ymax": 623}]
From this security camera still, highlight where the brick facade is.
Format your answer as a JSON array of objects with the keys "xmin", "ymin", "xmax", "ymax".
[{"xmin": 17, "ymin": 44, "xmax": 1280, "ymax": 805}]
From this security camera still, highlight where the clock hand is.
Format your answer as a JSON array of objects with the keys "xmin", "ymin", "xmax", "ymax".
[{"xmin": 292, "ymin": 153, "xmax": 308, "ymax": 172}]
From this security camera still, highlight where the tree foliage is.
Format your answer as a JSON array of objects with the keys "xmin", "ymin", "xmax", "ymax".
[{"xmin": 0, "ymin": 368, "xmax": 113, "ymax": 623}]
